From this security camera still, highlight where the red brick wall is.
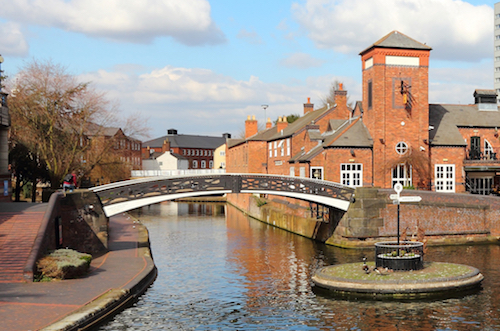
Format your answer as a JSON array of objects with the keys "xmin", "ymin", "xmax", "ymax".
[
  {"xmin": 429, "ymin": 146, "xmax": 466, "ymax": 192},
  {"xmin": 377, "ymin": 189, "xmax": 500, "ymax": 238},
  {"xmin": 322, "ymin": 148, "xmax": 373, "ymax": 185},
  {"xmin": 361, "ymin": 47, "xmax": 430, "ymax": 189},
  {"xmin": 227, "ymin": 189, "xmax": 500, "ymax": 246},
  {"xmin": 460, "ymin": 127, "xmax": 500, "ymax": 156},
  {"xmin": 226, "ymin": 143, "xmax": 248, "ymax": 173}
]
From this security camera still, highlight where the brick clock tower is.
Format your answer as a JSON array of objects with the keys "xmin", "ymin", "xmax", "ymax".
[{"xmin": 360, "ymin": 31, "xmax": 432, "ymax": 189}]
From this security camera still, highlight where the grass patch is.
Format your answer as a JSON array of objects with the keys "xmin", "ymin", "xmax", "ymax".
[
  {"xmin": 36, "ymin": 249, "xmax": 92, "ymax": 281},
  {"xmin": 319, "ymin": 262, "xmax": 476, "ymax": 282}
]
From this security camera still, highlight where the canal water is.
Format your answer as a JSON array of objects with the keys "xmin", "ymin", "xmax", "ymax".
[{"xmin": 99, "ymin": 202, "xmax": 500, "ymax": 330}]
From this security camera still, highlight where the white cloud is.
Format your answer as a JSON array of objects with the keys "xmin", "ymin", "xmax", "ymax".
[
  {"xmin": 281, "ymin": 52, "xmax": 325, "ymax": 69},
  {"xmin": 237, "ymin": 28, "xmax": 264, "ymax": 45},
  {"xmin": 429, "ymin": 61, "xmax": 493, "ymax": 103},
  {"xmin": 0, "ymin": 22, "xmax": 29, "ymax": 56},
  {"xmin": 79, "ymin": 65, "xmax": 352, "ymax": 137},
  {"xmin": 0, "ymin": 0, "xmax": 225, "ymax": 45},
  {"xmin": 292, "ymin": 0, "xmax": 492, "ymax": 62}
]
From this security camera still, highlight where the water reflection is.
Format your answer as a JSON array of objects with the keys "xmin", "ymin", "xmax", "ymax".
[{"xmin": 99, "ymin": 201, "xmax": 500, "ymax": 330}]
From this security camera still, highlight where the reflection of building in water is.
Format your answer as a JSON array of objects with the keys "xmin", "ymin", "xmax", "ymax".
[
  {"xmin": 186, "ymin": 203, "xmax": 225, "ymax": 216},
  {"xmin": 224, "ymin": 204, "xmax": 317, "ymax": 308},
  {"xmin": 134, "ymin": 201, "xmax": 225, "ymax": 217}
]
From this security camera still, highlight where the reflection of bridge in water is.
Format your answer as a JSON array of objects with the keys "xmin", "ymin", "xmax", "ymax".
[{"xmin": 90, "ymin": 174, "xmax": 355, "ymax": 217}]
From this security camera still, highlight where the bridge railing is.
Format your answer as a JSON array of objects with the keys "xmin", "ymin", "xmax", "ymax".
[
  {"xmin": 131, "ymin": 169, "xmax": 226, "ymax": 177},
  {"xmin": 91, "ymin": 174, "xmax": 355, "ymax": 212}
]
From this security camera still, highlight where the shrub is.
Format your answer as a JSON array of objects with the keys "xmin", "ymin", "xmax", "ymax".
[{"xmin": 36, "ymin": 249, "xmax": 92, "ymax": 281}]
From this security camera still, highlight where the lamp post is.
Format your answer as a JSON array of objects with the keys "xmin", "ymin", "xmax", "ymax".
[{"xmin": 261, "ymin": 104, "xmax": 268, "ymax": 123}]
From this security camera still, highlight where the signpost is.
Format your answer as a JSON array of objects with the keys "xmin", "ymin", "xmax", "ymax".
[{"xmin": 391, "ymin": 183, "xmax": 422, "ymax": 245}]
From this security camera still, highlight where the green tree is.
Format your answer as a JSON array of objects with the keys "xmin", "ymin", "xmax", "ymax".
[
  {"xmin": 273, "ymin": 114, "xmax": 300, "ymax": 125},
  {"xmin": 9, "ymin": 143, "xmax": 50, "ymax": 201}
]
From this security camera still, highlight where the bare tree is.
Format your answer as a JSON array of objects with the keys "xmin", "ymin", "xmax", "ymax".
[
  {"xmin": 321, "ymin": 80, "xmax": 352, "ymax": 108},
  {"xmin": 7, "ymin": 60, "xmax": 147, "ymax": 188}
]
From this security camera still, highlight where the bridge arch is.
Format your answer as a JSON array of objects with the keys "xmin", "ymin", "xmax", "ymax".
[{"xmin": 90, "ymin": 174, "xmax": 355, "ymax": 217}]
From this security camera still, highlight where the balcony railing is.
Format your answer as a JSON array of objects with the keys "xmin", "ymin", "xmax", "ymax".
[{"xmin": 466, "ymin": 149, "xmax": 497, "ymax": 161}]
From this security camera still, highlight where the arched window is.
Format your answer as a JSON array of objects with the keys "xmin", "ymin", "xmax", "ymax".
[{"xmin": 484, "ymin": 139, "xmax": 494, "ymax": 159}]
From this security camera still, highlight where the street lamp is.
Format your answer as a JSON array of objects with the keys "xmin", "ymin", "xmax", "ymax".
[{"xmin": 261, "ymin": 104, "xmax": 268, "ymax": 123}]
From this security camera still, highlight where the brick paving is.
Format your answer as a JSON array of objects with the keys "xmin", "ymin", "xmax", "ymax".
[
  {"xmin": 0, "ymin": 204, "xmax": 47, "ymax": 283},
  {"xmin": 0, "ymin": 203, "xmax": 155, "ymax": 331}
]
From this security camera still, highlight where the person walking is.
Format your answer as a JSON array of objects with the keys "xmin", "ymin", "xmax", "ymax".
[{"xmin": 63, "ymin": 173, "xmax": 77, "ymax": 192}]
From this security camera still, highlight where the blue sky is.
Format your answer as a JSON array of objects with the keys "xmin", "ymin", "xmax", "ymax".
[{"xmin": 0, "ymin": 0, "xmax": 499, "ymax": 139}]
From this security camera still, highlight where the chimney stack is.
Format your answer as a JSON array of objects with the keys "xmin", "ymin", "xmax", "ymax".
[
  {"xmin": 333, "ymin": 84, "xmax": 350, "ymax": 119},
  {"xmin": 277, "ymin": 116, "xmax": 288, "ymax": 133},
  {"xmin": 304, "ymin": 97, "xmax": 314, "ymax": 114},
  {"xmin": 245, "ymin": 115, "xmax": 258, "ymax": 138},
  {"xmin": 162, "ymin": 138, "xmax": 171, "ymax": 153},
  {"xmin": 266, "ymin": 117, "xmax": 272, "ymax": 129}
]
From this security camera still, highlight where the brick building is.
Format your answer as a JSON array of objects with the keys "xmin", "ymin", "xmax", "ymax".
[
  {"xmin": 227, "ymin": 31, "xmax": 500, "ymax": 195},
  {"xmin": 142, "ymin": 129, "xmax": 230, "ymax": 170},
  {"xmin": 84, "ymin": 125, "xmax": 142, "ymax": 185}
]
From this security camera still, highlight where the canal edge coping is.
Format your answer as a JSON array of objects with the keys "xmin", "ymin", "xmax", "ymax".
[
  {"xmin": 312, "ymin": 262, "xmax": 484, "ymax": 297},
  {"xmin": 40, "ymin": 218, "xmax": 158, "ymax": 331}
]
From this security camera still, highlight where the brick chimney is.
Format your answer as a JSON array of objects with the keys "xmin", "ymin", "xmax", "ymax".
[
  {"xmin": 333, "ymin": 83, "xmax": 350, "ymax": 119},
  {"xmin": 162, "ymin": 138, "xmax": 171, "ymax": 153},
  {"xmin": 245, "ymin": 115, "xmax": 258, "ymax": 138},
  {"xmin": 266, "ymin": 117, "xmax": 272, "ymax": 129},
  {"xmin": 277, "ymin": 116, "xmax": 288, "ymax": 133},
  {"xmin": 304, "ymin": 97, "xmax": 314, "ymax": 114}
]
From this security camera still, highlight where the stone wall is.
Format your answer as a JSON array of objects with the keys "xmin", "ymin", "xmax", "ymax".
[
  {"xmin": 24, "ymin": 190, "xmax": 109, "ymax": 281},
  {"xmin": 60, "ymin": 190, "xmax": 108, "ymax": 255},
  {"xmin": 226, "ymin": 193, "xmax": 344, "ymax": 241},
  {"xmin": 227, "ymin": 188, "xmax": 500, "ymax": 248}
]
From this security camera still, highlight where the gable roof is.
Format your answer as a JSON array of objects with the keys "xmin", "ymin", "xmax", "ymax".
[
  {"xmin": 228, "ymin": 105, "xmax": 338, "ymax": 148},
  {"xmin": 430, "ymin": 103, "xmax": 500, "ymax": 146},
  {"xmin": 291, "ymin": 118, "xmax": 372, "ymax": 163},
  {"xmin": 360, "ymin": 30, "xmax": 432, "ymax": 55},
  {"xmin": 84, "ymin": 123, "xmax": 122, "ymax": 138},
  {"xmin": 324, "ymin": 119, "xmax": 373, "ymax": 147},
  {"xmin": 143, "ymin": 133, "xmax": 226, "ymax": 149}
]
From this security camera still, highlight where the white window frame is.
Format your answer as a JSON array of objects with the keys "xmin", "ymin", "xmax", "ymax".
[
  {"xmin": 274, "ymin": 141, "xmax": 277, "ymax": 157},
  {"xmin": 269, "ymin": 143, "xmax": 272, "ymax": 157},
  {"xmin": 279, "ymin": 140, "xmax": 284, "ymax": 156},
  {"xmin": 299, "ymin": 167, "xmax": 306, "ymax": 178},
  {"xmin": 485, "ymin": 139, "xmax": 494, "ymax": 159},
  {"xmin": 286, "ymin": 138, "xmax": 290, "ymax": 156},
  {"xmin": 192, "ymin": 160, "xmax": 198, "ymax": 168},
  {"xmin": 392, "ymin": 164, "xmax": 412, "ymax": 187},
  {"xmin": 290, "ymin": 166, "xmax": 295, "ymax": 177},
  {"xmin": 201, "ymin": 160, "xmax": 206, "ymax": 168},
  {"xmin": 340, "ymin": 163, "xmax": 363, "ymax": 187},
  {"xmin": 435, "ymin": 164, "xmax": 455, "ymax": 192},
  {"xmin": 310, "ymin": 166, "xmax": 324, "ymax": 180}
]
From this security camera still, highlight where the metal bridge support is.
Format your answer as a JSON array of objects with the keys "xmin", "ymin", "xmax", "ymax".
[{"xmin": 312, "ymin": 207, "xmax": 346, "ymax": 242}]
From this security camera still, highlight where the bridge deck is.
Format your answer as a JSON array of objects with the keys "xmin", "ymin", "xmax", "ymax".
[{"xmin": 90, "ymin": 174, "xmax": 355, "ymax": 217}]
